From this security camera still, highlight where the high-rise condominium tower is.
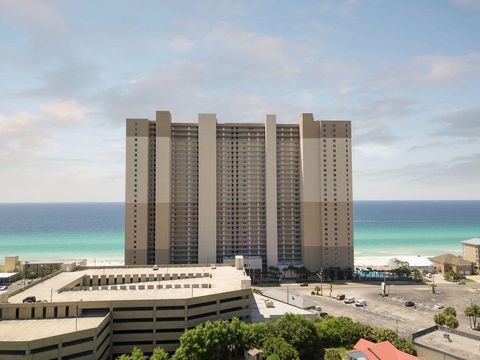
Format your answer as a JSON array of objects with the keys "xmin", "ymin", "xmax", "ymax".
[{"xmin": 125, "ymin": 111, "xmax": 353, "ymax": 272}]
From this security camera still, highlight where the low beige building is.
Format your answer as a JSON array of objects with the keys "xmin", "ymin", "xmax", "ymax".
[
  {"xmin": 462, "ymin": 238, "xmax": 480, "ymax": 269},
  {"xmin": 0, "ymin": 256, "xmax": 83, "ymax": 279},
  {"xmin": 0, "ymin": 256, "xmax": 19, "ymax": 273},
  {"xmin": 429, "ymin": 253, "xmax": 473, "ymax": 275},
  {"xmin": 412, "ymin": 325, "xmax": 480, "ymax": 360},
  {"xmin": 0, "ymin": 263, "xmax": 251, "ymax": 359}
]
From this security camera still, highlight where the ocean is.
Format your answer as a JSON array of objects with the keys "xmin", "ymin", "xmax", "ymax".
[{"xmin": 0, "ymin": 201, "xmax": 479, "ymax": 263}]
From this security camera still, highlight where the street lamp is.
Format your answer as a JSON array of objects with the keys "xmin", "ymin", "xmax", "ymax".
[{"xmin": 316, "ymin": 270, "xmax": 323, "ymax": 296}]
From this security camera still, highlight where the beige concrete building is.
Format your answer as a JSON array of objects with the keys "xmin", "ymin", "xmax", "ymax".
[
  {"xmin": 0, "ymin": 263, "xmax": 251, "ymax": 359},
  {"xmin": 462, "ymin": 238, "xmax": 480, "ymax": 269},
  {"xmin": 125, "ymin": 111, "xmax": 353, "ymax": 272},
  {"xmin": 429, "ymin": 253, "xmax": 473, "ymax": 275}
]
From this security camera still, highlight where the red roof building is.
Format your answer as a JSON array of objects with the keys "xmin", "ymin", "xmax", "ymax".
[{"xmin": 348, "ymin": 339, "xmax": 422, "ymax": 360}]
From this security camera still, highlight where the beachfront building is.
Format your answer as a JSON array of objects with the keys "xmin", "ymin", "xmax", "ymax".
[
  {"xmin": 429, "ymin": 253, "xmax": 473, "ymax": 275},
  {"xmin": 0, "ymin": 256, "xmax": 82, "ymax": 279},
  {"xmin": 462, "ymin": 238, "xmax": 480, "ymax": 269},
  {"xmin": 125, "ymin": 111, "xmax": 353, "ymax": 273},
  {"xmin": 0, "ymin": 261, "xmax": 251, "ymax": 358}
]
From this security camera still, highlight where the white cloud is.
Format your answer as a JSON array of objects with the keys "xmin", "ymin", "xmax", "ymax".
[
  {"xmin": 40, "ymin": 100, "xmax": 87, "ymax": 124},
  {"xmin": 0, "ymin": 100, "xmax": 89, "ymax": 153},
  {"xmin": 380, "ymin": 52, "xmax": 480, "ymax": 87},
  {"xmin": 0, "ymin": 111, "xmax": 37, "ymax": 140},
  {"xmin": 205, "ymin": 23, "xmax": 300, "ymax": 78},
  {"xmin": 0, "ymin": 0, "xmax": 65, "ymax": 32},
  {"xmin": 168, "ymin": 36, "xmax": 194, "ymax": 53},
  {"xmin": 434, "ymin": 107, "xmax": 480, "ymax": 138}
]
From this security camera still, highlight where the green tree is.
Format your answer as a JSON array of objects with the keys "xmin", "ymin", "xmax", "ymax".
[
  {"xmin": 151, "ymin": 347, "xmax": 170, "ymax": 360},
  {"xmin": 393, "ymin": 338, "xmax": 417, "ymax": 355},
  {"xmin": 434, "ymin": 312, "xmax": 446, "ymax": 326},
  {"xmin": 434, "ymin": 309, "xmax": 459, "ymax": 330},
  {"xmin": 323, "ymin": 348, "xmax": 342, "ymax": 360},
  {"xmin": 412, "ymin": 269, "xmax": 423, "ymax": 281},
  {"xmin": 263, "ymin": 337, "xmax": 299, "ymax": 360},
  {"xmin": 116, "ymin": 347, "xmax": 145, "ymax": 360},
  {"xmin": 368, "ymin": 328, "xmax": 398, "ymax": 343},
  {"xmin": 316, "ymin": 316, "xmax": 368, "ymax": 348},
  {"xmin": 444, "ymin": 315, "xmax": 459, "ymax": 329},
  {"xmin": 26, "ymin": 271, "xmax": 37, "ymax": 279},
  {"xmin": 465, "ymin": 304, "xmax": 480, "ymax": 329},
  {"xmin": 172, "ymin": 318, "xmax": 245, "ymax": 360},
  {"xmin": 443, "ymin": 306, "xmax": 457, "ymax": 317},
  {"xmin": 275, "ymin": 313, "xmax": 320, "ymax": 360},
  {"xmin": 294, "ymin": 266, "xmax": 310, "ymax": 281},
  {"xmin": 243, "ymin": 321, "xmax": 277, "ymax": 349}
]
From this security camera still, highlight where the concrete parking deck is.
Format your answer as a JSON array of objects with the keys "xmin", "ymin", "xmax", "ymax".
[
  {"xmin": 7, "ymin": 265, "xmax": 251, "ymax": 303},
  {"xmin": 0, "ymin": 316, "xmax": 107, "ymax": 341}
]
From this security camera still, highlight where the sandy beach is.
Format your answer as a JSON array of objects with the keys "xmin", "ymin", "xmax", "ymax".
[
  {"xmin": 84, "ymin": 256, "xmax": 432, "ymax": 269},
  {"xmin": 354, "ymin": 255, "xmax": 433, "ymax": 269}
]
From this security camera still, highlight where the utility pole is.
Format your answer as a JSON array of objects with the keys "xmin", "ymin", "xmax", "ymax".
[{"xmin": 432, "ymin": 272, "xmax": 436, "ymax": 294}]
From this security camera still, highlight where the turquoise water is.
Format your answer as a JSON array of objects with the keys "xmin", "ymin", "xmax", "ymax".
[
  {"xmin": 0, "ymin": 203, "xmax": 124, "ymax": 262},
  {"xmin": 0, "ymin": 201, "xmax": 479, "ymax": 262},
  {"xmin": 354, "ymin": 201, "xmax": 480, "ymax": 256}
]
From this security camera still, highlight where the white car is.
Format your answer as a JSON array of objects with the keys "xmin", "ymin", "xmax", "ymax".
[
  {"xmin": 344, "ymin": 297, "xmax": 355, "ymax": 304},
  {"xmin": 0, "ymin": 286, "xmax": 7, "ymax": 291},
  {"xmin": 152, "ymin": 265, "xmax": 159, "ymax": 271},
  {"xmin": 355, "ymin": 299, "xmax": 367, "ymax": 307},
  {"xmin": 433, "ymin": 303, "xmax": 444, "ymax": 310}
]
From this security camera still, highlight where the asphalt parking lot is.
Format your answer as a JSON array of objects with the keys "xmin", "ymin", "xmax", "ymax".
[{"xmin": 260, "ymin": 281, "xmax": 480, "ymax": 337}]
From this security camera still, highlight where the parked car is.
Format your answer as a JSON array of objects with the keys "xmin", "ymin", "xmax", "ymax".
[
  {"xmin": 344, "ymin": 297, "xmax": 355, "ymax": 304},
  {"xmin": 152, "ymin": 265, "xmax": 159, "ymax": 271},
  {"xmin": 404, "ymin": 301, "xmax": 415, "ymax": 307},
  {"xmin": 22, "ymin": 296, "xmax": 36, "ymax": 303},
  {"xmin": 426, "ymin": 273, "xmax": 433, "ymax": 278},
  {"xmin": 314, "ymin": 305, "xmax": 322, "ymax": 312},
  {"xmin": 433, "ymin": 303, "xmax": 444, "ymax": 310},
  {"xmin": 300, "ymin": 282, "xmax": 309, "ymax": 286},
  {"xmin": 336, "ymin": 294, "xmax": 346, "ymax": 300},
  {"xmin": 318, "ymin": 311, "xmax": 329, "ymax": 317},
  {"xmin": 456, "ymin": 280, "xmax": 466, "ymax": 285},
  {"xmin": 355, "ymin": 299, "xmax": 367, "ymax": 307},
  {"xmin": 0, "ymin": 286, "xmax": 8, "ymax": 291}
]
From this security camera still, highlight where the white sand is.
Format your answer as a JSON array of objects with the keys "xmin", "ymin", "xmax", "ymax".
[
  {"xmin": 354, "ymin": 255, "xmax": 433, "ymax": 268},
  {"xmin": 86, "ymin": 258, "xmax": 124, "ymax": 266}
]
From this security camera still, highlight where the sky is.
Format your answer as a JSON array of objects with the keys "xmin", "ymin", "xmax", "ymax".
[{"xmin": 0, "ymin": 0, "xmax": 479, "ymax": 202}]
